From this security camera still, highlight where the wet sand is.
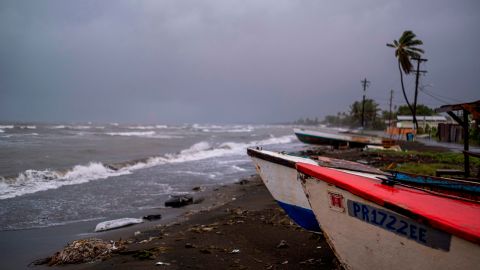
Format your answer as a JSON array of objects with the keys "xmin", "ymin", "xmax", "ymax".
[{"xmin": 34, "ymin": 176, "xmax": 340, "ymax": 270}]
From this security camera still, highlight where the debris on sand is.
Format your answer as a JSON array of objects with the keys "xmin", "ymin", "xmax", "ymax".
[
  {"xmin": 165, "ymin": 194, "xmax": 194, "ymax": 207},
  {"xmin": 47, "ymin": 238, "xmax": 126, "ymax": 265},
  {"xmin": 276, "ymin": 240, "xmax": 289, "ymax": 249},
  {"xmin": 236, "ymin": 179, "xmax": 249, "ymax": 185},
  {"xmin": 143, "ymin": 214, "xmax": 162, "ymax": 221},
  {"xmin": 192, "ymin": 186, "xmax": 204, "ymax": 192},
  {"xmin": 95, "ymin": 218, "xmax": 144, "ymax": 232}
]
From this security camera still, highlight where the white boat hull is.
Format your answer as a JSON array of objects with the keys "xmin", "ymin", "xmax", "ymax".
[
  {"xmin": 249, "ymin": 152, "xmax": 320, "ymax": 232},
  {"xmin": 301, "ymin": 174, "xmax": 480, "ymax": 270}
]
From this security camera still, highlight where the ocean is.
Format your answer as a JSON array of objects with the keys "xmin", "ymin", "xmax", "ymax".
[{"xmin": 0, "ymin": 123, "xmax": 301, "ymax": 231}]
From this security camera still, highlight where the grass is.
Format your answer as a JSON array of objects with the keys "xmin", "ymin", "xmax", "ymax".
[
  {"xmin": 370, "ymin": 150, "xmax": 480, "ymax": 166},
  {"xmin": 387, "ymin": 163, "xmax": 463, "ymax": 176},
  {"xmin": 368, "ymin": 149, "xmax": 480, "ymax": 176}
]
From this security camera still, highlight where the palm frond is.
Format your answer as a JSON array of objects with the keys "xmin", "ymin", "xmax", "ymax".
[
  {"xmin": 399, "ymin": 30, "xmax": 415, "ymax": 43},
  {"xmin": 408, "ymin": 47, "xmax": 424, "ymax": 53},
  {"xmin": 405, "ymin": 39, "xmax": 423, "ymax": 46}
]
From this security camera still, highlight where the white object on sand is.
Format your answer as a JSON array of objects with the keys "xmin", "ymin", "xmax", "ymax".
[{"xmin": 94, "ymin": 218, "xmax": 144, "ymax": 232}]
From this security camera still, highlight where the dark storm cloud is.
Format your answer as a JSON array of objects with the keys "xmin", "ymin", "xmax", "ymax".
[{"xmin": 0, "ymin": 0, "xmax": 479, "ymax": 123}]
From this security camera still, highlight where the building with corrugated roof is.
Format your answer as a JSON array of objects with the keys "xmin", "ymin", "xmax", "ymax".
[{"xmin": 395, "ymin": 115, "xmax": 453, "ymax": 129}]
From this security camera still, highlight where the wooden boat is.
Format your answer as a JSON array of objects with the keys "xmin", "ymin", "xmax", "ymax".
[
  {"xmin": 297, "ymin": 163, "xmax": 480, "ymax": 270},
  {"xmin": 95, "ymin": 218, "xmax": 144, "ymax": 232},
  {"xmin": 247, "ymin": 148, "xmax": 320, "ymax": 232},
  {"xmin": 389, "ymin": 171, "xmax": 480, "ymax": 201},
  {"xmin": 247, "ymin": 148, "xmax": 384, "ymax": 232},
  {"xmin": 294, "ymin": 128, "xmax": 383, "ymax": 148}
]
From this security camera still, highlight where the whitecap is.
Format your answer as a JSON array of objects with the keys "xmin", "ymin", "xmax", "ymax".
[
  {"xmin": 19, "ymin": 125, "xmax": 36, "ymax": 129},
  {"xmin": 71, "ymin": 125, "xmax": 92, "ymax": 130},
  {"xmin": 127, "ymin": 126, "xmax": 156, "ymax": 130},
  {"xmin": 106, "ymin": 131, "xmax": 156, "ymax": 137},
  {"xmin": 231, "ymin": 165, "xmax": 246, "ymax": 172},
  {"xmin": 49, "ymin": 125, "xmax": 66, "ymax": 129},
  {"xmin": 0, "ymin": 134, "xmax": 294, "ymax": 199},
  {"xmin": 0, "ymin": 162, "xmax": 131, "ymax": 200}
]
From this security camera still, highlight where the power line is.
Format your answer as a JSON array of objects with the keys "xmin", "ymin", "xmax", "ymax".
[{"xmin": 419, "ymin": 88, "xmax": 465, "ymax": 104}]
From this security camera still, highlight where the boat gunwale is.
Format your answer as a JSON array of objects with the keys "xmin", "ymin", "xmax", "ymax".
[
  {"xmin": 297, "ymin": 162, "xmax": 480, "ymax": 245},
  {"xmin": 246, "ymin": 148, "xmax": 296, "ymax": 169}
]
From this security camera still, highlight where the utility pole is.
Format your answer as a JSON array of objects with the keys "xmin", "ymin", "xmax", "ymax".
[
  {"xmin": 361, "ymin": 78, "xmax": 370, "ymax": 128},
  {"xmin": 412, "ymin": 57, "xmax": 428, "ymax": 131},
  {"xmin": 389, "ymin": 89, "xmax": 394, "ymax": 128}
]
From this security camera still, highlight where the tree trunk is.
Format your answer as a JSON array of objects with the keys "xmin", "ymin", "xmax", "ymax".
[{"xmin": 398, "ymin": 62, "xmax": 415, "ymax": 125}]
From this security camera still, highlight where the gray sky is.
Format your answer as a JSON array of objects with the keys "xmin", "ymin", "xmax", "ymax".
[{"xmin": 0, "ymin": 0, "xmax": 478, "ymax": 124}]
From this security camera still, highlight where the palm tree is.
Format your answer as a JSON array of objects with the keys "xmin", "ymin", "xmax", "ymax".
[{"xmin": 387, "ymin": 30, "xmax": 424, "ymax": 129}]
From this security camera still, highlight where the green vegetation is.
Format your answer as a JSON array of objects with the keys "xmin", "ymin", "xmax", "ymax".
[
  {"xmin": 396, "ymin": 104, "xmax": 434, "ymax": 116},
  {"xmin": 392, "ymin": 163, "xmax": 463, "ymax": 176},
  {"xmin": 369, "ymin": 150, "xmax": 480, "ymax": 176},
  {"xmin": 317, "ymin": 99, "xmax": 385, "ymax": 129},
  {"xmin": 317, "ymin": 101, "xmax": 436, "ymax": 130}
]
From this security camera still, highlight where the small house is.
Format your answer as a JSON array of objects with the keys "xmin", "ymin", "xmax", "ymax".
[{"xmin": 395, "ymin": 115, "xmax": 452, "ymax": 129}]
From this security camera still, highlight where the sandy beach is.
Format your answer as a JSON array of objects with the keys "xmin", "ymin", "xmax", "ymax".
[{"xmin": 27, "ymin": 175, "xmax": 340, "ymax": 270}]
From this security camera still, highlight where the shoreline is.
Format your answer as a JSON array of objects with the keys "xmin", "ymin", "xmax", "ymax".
[
  {"xmin": 28, "ymin": 175, "xmax": 340, "ymax": 270},
  {"xmin": 0, "ymin": 176, "xmax": 258, "ymax": 270}
]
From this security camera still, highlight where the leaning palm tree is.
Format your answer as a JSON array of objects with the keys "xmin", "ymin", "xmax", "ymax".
[{"xmin": 387, "ymin": 30, "xmax": 424, "ymax": 129}]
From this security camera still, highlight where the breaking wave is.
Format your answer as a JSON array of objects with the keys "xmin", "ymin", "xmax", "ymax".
[
  {"xmin": 49, "ymin": 125, "xmax": 66, "ymax": 129},
  {"xmin": 19, "ymin": 125, "xmax": 36, "ymax": 129},
  {"xmin": 0, "ymin": 134, "xmax": 294, "ymax": 199},
  {"xmin": 0, "ymin": 163, "xmax": 130, "ymax": 199},
  {"xmin": 127, "ymin": 126, "xmax": 155, "ymax": 130},
  {"xmin": 105, "ymin": 131, "xmax": 181, "ymax": 139},
  {"xmin": 106, "ymin": 131, "xmax": 156, "ymax": 137},
  {"xmin": 191, "ymin": 124, "xmax": 253, "ymax": 133},
  {"xmin": 127, "ymin": 125, "xmax": 168, "ymax": 130},
  {"xmin": 70, "ymin": 125, "xmax": 92, "ymax": 130}
]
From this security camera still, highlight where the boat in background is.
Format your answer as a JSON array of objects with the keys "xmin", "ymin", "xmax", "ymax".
[
  {"xmin": 247, "ymin": 148, "xmax": 384, "ymax": 232},
  {"xmin": 389, "ymin": 171, "xmax": 480, "ymax": 201},
  {"xmin": 294, "ymin": 128, "xmax": 385, "ymax": 148},
  {"xmin": 297, "ymin": 163, "xmax": 480, "ymax": 270}
]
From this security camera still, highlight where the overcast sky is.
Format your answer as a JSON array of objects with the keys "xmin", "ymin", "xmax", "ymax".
[{"xmin": 0, "ymin": 0, "xmax": 478, "ymax": 124}]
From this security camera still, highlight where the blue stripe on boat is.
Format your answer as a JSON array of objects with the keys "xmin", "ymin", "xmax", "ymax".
[
  {"xmin": 393, "ymin": 172, "xmax": 480, "ymax": 194},
  {"xmin": 276, "ymin": 200, "xmax": 321, "ymax": 232}
]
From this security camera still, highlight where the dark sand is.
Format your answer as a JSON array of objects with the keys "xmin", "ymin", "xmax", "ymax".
[{"xmin": 35, "ymin": 176, "xmax": 340, "ymax": 270}]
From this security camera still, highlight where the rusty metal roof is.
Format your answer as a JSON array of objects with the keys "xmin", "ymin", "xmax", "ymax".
[{"xmin": 436, "ymin": 100, "xmax": 480, "ymax": 120}]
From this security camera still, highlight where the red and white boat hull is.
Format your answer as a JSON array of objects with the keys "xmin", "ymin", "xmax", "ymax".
[{"xmin": 299, "ymin": 169, "xmax": 480, "ymax": 270}]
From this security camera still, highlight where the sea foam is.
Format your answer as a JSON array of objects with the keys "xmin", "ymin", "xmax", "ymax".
[
  {"xmin": 0, "ymin": 163, "xmax": 130, "ymax": 199},
  {"xmin": 106, "ymin": 131, "xmax": 156, "ymax": 137},
  {"xmin": 0, "ymin": 134, "xmax": 294, "ymax": 199},
  {"xmin": 19, "ymin": 125, "xmax": 36, "ymax": 129}
]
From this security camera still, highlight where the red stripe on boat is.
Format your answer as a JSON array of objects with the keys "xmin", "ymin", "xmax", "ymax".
[{"xmin": 297, "ymin": 162, "xmax": 480, "ymax": 245}]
